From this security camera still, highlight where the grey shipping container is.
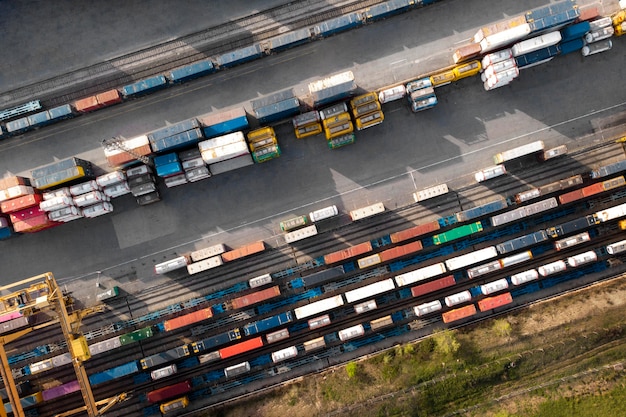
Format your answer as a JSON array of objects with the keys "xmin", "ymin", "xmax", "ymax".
[{"xmin": 208, "ymin": 153, "xmax": 254, "ymax": 175}]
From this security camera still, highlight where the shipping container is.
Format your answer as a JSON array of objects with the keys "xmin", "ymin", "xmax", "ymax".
[
  {"xmin": 323, "ymin": 112, "xmax": 353, "ymax": 139},
  {"xmin": 442, "ymin": 304, "xmax": 477, "ymax": 323},
  {"xmin": 510, "ymin": 269, "xmax": 539, "ymax": 286},
  {"xmin": 201, "ymin": 141, "xmax": 250, "ymax": 164},
  {"xmin": 324, "ymin": 241, "xmax": 373, "ymax": 264},
  {"xmin": 308, "ymin": 71, "xmax": 357, "ymax": 107},
  {"xmin": 150, "ymin": 128, "xmax": 203, "ymax": 153},
  {"xmin": 541, "ymin": 144, "xmax": 568, "ymax": 160},
  {"xmin": 560, "ymin": 21, "xmax": 591, "ymax": 41},
  {"xmin": 493, "ymin": 140, "xmax": 545, "ymax": 164},
  {"xmin": 271, "ymin": 346, "xmax": 298, "ymax": 363},
  {"xmin": 0, "ymin": 316, "xmax": 30, "ymax": 335},
  {"xmin": 301, "ymin": 266, "xmax": 345, "ymax": 288},
  {"xmin": 163, "ymin": 307, "xmax": 213, "ymax": 332},
  {"xmin": 308, "ymin": 314, "xmax": 331, "ymax": 329},
  {"xmin": 222, "ymin": 240, "xmax": 266, "ymax": 262},
  {"xmin": 479, "ymin": 24, "xmax": 532, "ymax": 53},
  {"xmin": 477, "ymin": 292, "xmax": 513, "ymax": 311},
  {"xmin": 581, "ymin": 39, "xmax": 612, "ymax": 56},
  {"xmin": 515, "ymin": 45, "xmax": 561, "ymax": 68},
  {"xmin": 229, "ymin": 286, "xmax": 281, "ymax": 310},
  {"xmin": 244, "ymin": 312, "xmax": 293, "ymax": 336},
  {"xmin": 497, "ymin": 230, "xmax": 548, "ymax": 254},
  {"xmin": 267, "ymin": 28, "xmax": 312, "ymax": 52},
  {"xmin": 147, "ymin": 381, "xmax": 191, "ymax": 403},
  {"xmin": 456, "ymin": 199, "xmax": 507, "ymax": 223},
  {"xmin": 453, "ymin": 43, "xmax": 482, "ymax": 63},
  {"xmin": 119, "ymin": 327, "xmax": 153, "ymax": 345},
  {"xmin": 606, "ymin": 240, "xmax": 626, "ymax": 255},
  {"xmin": 433, "ymin": 222, "xmax": 483, "ymax": 245},
  {"xmin": 591, "ymin": 160, "xmax": 626, "ymax": 179},
  {"xmin": 168, "ymin": 60, "xmax": 216, "ymax": 83},
  {"xmin": 208, "ymin": 153, "xmax": 255, "ymax": 175},
  {"xmin": 480, "ymin": 278, "xmax": 509, "ymax": 295},
  {"xmin": 390, "ymin": 221, "xmax": 440, "ymax": 244},
  {"xmin": 567, "ymin": 250, "xmax": 597, "ymax": 267},
  {"xmin": 74, "ymin": 202, "xmax": 110, "ymax": 219},
  {"xmin": 344, "ymin": 279, "xmax": 395, "ymax": 304},
  {"xmin": 216, "ymin": 44, "xmax": 264, "ymax": 68},
  {"xmin": 445, "ymin": 246, "xmax": 498, "ymax": 271},
  {"xmin": 379, "ymin": 240, "xmax": 423, "ymax": 262},
  {"xmin": 358, "ymin": 254, "xmax": 382, "ymax": 269},
  {"xmin": 512, "ymin": 31, "xmax": 562, "ymax": 56},
  {"xmin": 187, "ymin": 256, "xmax": 223, "ymax": 275},
  {"xmin": 395, "ymin": 262, "xmax": 447, "ymax": 287},
  {"xmin": 254, "ymin": 98, "xmax": 300, "ymax": 124},
  {"xmin": 284, "ymin": 224, "xmax": 318, "ymax": 243},
  {"xmin": 354, "ymin": 299, "xmax": 377, "ymax": 314},
  {"xmin": 413, "ymin": 184, "xmax": 449, "ymax": 203},
  {"xmin": 198, "ymin": 351, "xmax": 221, "ymax": 364},
  {"xmin": 160, "ymin": 397, "xmax": 189, "ymax": 413},
  {"xmin": 338, "ymin": 324, "xmax": 365, "ymax": 341},
  {"xmin": 467, "ymin": 260, "xmax": 501, "ymax": 279},
  {"xmin": 414, "ymin": 300, "xmax": 442, "ymax": 316},
  {"xmin": 538, "ymin": 260, "xmax": 567, "ymax": 276},
  {"xmin": 88, "ymin": 361, "xmax": 139, "ymax": 386},
  {"xmin": 445, "ymin": 290, "xmax": 472, "ymax": 307},
  {"xmin": 294, "ymin": 295, "xmax": 344, "ymax": 320},
  {"xmin": 140, "ymin": 346, "xmax": 189, "ymax": 369},
  {"xmin": 191, "ymin": 329, "xmax": 241, "ymax": 353},
  {"xmin": 475, "ymin": 165, "xmax": 506, "ymax": 182},
  {"xmin": 410, "ymin": 275, "xmax": 456, "ymax": 298},
  {"xmin": 89, "ymin": 336, "xmax": 122, "ymax": 356},
  {"xmin": 198, "ymin": 107, "xmax": 249, "ymax": 138},
  {"xmin": 154, "ymin": 256, "xmax": 189, "ymax": 275},
  {"xmin": 1, "ymin": 194, "xmax": 42, "ymax": 214},
  {"xmin": 151, "ymin": 364, "xmax": 177, "ymax": 380},
  {"xmin": 121, "ymin": 75, "xmax": 167, "ymax": 98},
  {"xmin": 312, "ymin": 12, "xmax": 364, "ymax": 37},
  {"xmin": 328, "ymin": 133, "xmax": 356, "ymax": 149},
  {"xmin": 42, "ymin": 380, "xmax": 80, "ymax": 401},
  {"xmin": 370, "ymin": 315, "xmax": 394, "ymax": 330},
  {"xmin": 303, "ymin": 336, "xmax": 326, "ymax": 352},
  {"xmin": 350, "ymin": 202, "xmax": 385, "ymax": 221},
  {"xmin": 266, "ymin": 328, "xmax": 290, "ymax": 344},
  {"xmin": 218, "ymin": 336, "xmax": 263, "ymax": 359},
  {"xmin": 190, "ymin": 244, "xmax": 226, "ymax": 262},
  {"xmin": 378, "ymin": 85, "xmax": 406, "ymax": 103},
  {"xmin": 249, "ymin": 274, "xmax": 272, "ymax": 288},
  {"xmin": 309, "ymin": 205, "xmax": 338, "ymax": 222}
]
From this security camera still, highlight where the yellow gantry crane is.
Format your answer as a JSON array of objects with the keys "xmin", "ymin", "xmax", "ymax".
[{"xmin": 0, "ymin": 272, "xmax": 128, "ymax": 417}]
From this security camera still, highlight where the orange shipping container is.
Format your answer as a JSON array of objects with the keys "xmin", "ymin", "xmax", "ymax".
[
  {"xmin": 453, "ymin": 43, "xmax": 482, "ymax": 64},
  {"xmin": 558, "ymin": 189, "xmax": 585, "ymax": 205},
  {"xmin": 411, "ymin": 275, "xmax": 456, "ymax": 298},
  {"xmin": 0, "ymin": 176, "xmax": 30, "ymax": 190},
  {"xmin": 581, "ymin": 182, "xmax": 605, "ymax": 198},
  {"xmin": 477, "ymin": 292, "xmax": 513, "ymax": 312},
  {"xmin": 222, "ymin": 241, "xmax": 265, "ymax": 262},
  {"xmin": 390, "ymin": 221, "xmax": 440, "ymax": 244},
  {"xmin": 106, "ymin": 144, "xmax": 153, "ymax": 168},
  {"xmin": 324, "ymin": 241, "xmax": 373, "ymax": 265},
  {"xmin": 229, "ymin": 286, "xmax": 280, "ymax": 310},
  {"xmin": 218, "ymin": 336, "xmax": 263, "ymax": 359},
  {"xmin": 163, "ymin": 307, "xmax": 213, "ymax": 332},
  {"xmin": 74, "ymin": 95, "xmax": 101, "ymax": 113},
  {"xmin": 576, "ymin": 5, "xmax": 599, "ymax": 22},
  {"xmin": 96, "ymin": 89, "xmax": 122, "ymax": 106},
  {"xmin": 379, "ymin": 240, "xmax": 423, "ymax": 262},
  {"xmin": 1, "ymin": 194, "xmax": 43, "ymax": 214},
  {"xmin": 442, "ymin": 304, "xmax": 477, "ymax": 324}
]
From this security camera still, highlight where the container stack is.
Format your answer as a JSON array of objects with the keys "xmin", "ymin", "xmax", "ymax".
[
  {"xmin": 31, "ymin": 157, "xmax": 94, "ymax": 190},
  {"xmin": 126, "ymin": 165, "xmax": 161, "ymax": 206},
  {"xmin": 103, "ymin": 135, "xmax": 152, "ymax": 168},
  {"xmin": 198, "ymin": 132, "xmax": 254, "ymax": 175},
  {"xmin": 349, "ymin": 92, "xmax": 384, "ymax": 131},
  {"xmin": 558, "ymin": 21, "xmax": 591, "ymax": 55},
  {"xmin": 154, "ymin": 153, "xmax": 186, "ymax": 188},
  {"xmin": 292, "ymin": 111, "xmax": 322, "ymax": 139},
  {"xmin": 147, "ymin": 118, "xmax": 204, "ymax": 154},
  {"xmin": 582, "ymin": 17, "xmax": 614, "ymax": 56},
  {"xmin": 178, "ymin": 148, "xmax": 211, "ymax": 183},
  {"xmin": 97, "ymin": 170, "xmax": 130, "ymax": 199},
  {"xmin": 481, "ymin": 49, "xmax": 519, "ymax": 91},
  {"xmin": 41, "ymin": 188, "xmax": 84, "ymax": 223},
  {"xmin": 0, "ymin": 176, "xmax": 48, "ymax": 235},
  {"xmin": 405, "ymin": 78, "xmax": 437, "ymax": 112},
  {"xmin": 70, "ymin": 180, "xmax": 113, "ymax": 219},
  {"xmin": 251, "ymin": 89, "xmax": 300, "ymax": 124},
  {"xmin": 247, "ymin": 127, "xmax": 281, "ymax": 163},
  {"xmin": 320, "ymin": 103, "xmax": 354, "ymax": 147}
]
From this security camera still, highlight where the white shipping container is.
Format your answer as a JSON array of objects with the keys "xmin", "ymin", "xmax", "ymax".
[
  {"xmin": 271, "ymin": 346, "xmax": 298, "ymax": 363},
  {"xmin": 582, "ymin": 39, "xmax": 612, "ymax": 56},
  {"xmin": 444, "ymin": 290, "xmax": 472, "ymax": 307},
  {"xmin": 309, "ymin": 205, "xmax": 339, "ymax": 222},
  {"xmin": 606, "ymin": 240, "xmax": 626, "ymax": 255},
  {"xmin": 294, "ymin": 295, "xmax": 344, "ymax": 320},
  {"xmin": 73, "ymin": 190, "xmax": 107, "ymax": 207},
  {"xmin": 483, "ymin": 58, "xmax": 517, "ymax": 79},
  {"xmin": 190, "ymin": 244, "xmax": 226, "ymax": 262},
  {"xmin": 413, "ymin": 184, "xmax": 449, "ymax": 202},
  {"xmin": 249, "ymin": 273, "xmax": 272, "ymax": 288},
  {"xmin": 198, "ymin": 131, "xmax": 246, "ymax": 151},
  {"xmin": 103, "ymin": 182, "xmax": 131, "ymax": 198},
  {"xmin": 354, "ymin": 299, "xmax": 377, "ymax": 314},
  {"xmin": 537, "ymin": 260, "xmax": 567, "ymax": 277},
  {"xmin": 486, "ymin": 68, "xmax": 519, "ymax": 87},
  {"xmin": 510, "ymin": 269, "xmax": 539, "ymax": 286},
  {"xmin": 40, "ymin": 195, "xmax": 73, "ymax": 212},
  {"xmin": 266, "ymin": 329, "xmax": 290, "ymax": 344},
  {"xmin": 414, "ymin": 300, "xmax": 442, "ymax": 317},
  {"xmin": 395, "ymin": 262, "xmax": 447, "ymax": 287},
  {"xmin": 96, "ymin": 171, "xmax": 126, "ymax": 187},
  {"xmin": 155, "ymin": 256, "xmax": 189, "ymax": 275},
  {"xmin": 445, "ymin": 246, "xmax": 498, "ymax": 271},
  {"xmin": 480, "ymin": 278, "xmax": 509, "ymax": 295},
  {"xmin": 125, "ymin": 164, "xmax": 152, "ymax": 178},
  {"xmin": 308, "ymin": 71, "xmax": 354, "ymax": 93},
  {"xmin": 588, "ymin": 16, "xmax": 612, "ymax": 31},
  {"xmin": 186, "ymin": 256, "xmax": 223, "ymax": 275},
  {"xmin": 350, "ymin": 202, "xmax": 385, "ymax": 221},
  {"xmin": 482, "ymin": 49, "xmax": 514, "ymax": 67},
  {"xmin": 185, "ymin": 166, "xmax": 211, "ymax": 182},
  {"xmin": 345, "ymin": 279, "xmax": 395, "ymax": 304},
  {"xmin": 511, "ymin": 31, "xmax": 562, "ymax": 57},
  {"xmin": 70, "ymin": 180, "xmax": 99, "ymax": 196},
  {"xmin": 378, "ymin": 85, "xmax": 405, "ymax": 103},
  {"xmin": 42, "ymin": 187, "xmax": 71, "ymax": 200},
  {"xmin": 584, "ymin": 26, "xmax": 614, "ymax": 43},
  {"xmin": 6, "ymin": 185, "xmax": 34, "ymax": 199},
  {"xmin": 82, "ymin": 201, "xmax": 113, "ymax": 218},
  {"xmin": 338, "ymin": 324, "xmax": 365, "ymax": 341},
  {"xmin": 284, "ymin": 224, "xmax": 318, "ymax": 243},
  {"xmin": 48, "ymin": 205, "xmax": 81, "ymax": 221},
  {"xmin": 480, "ymin": 24, "xmax": 531, "ymax": 53},
  {"xmin": 567, "ymin": 251, "xmax": 597, "ymax": 267},
  {"xmin": 475, "ymin": 165, "xmax": 507, "ymax": 182},
  {"xmin": 201, "ymin": 141, "xmax": 249, "ymax": 164}
]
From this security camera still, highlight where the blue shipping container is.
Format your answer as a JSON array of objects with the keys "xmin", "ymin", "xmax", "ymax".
[
  {"xmin": 268, "ymin": 28, "xmax": 312, "ymax": 52},
  {"xmin": 251, "ymin": 89, "xmax": 295, "ymax": 110},
  {"xmin": 254, "ymin": 98, "xmax": 300, "ymax": 123},
  {"xmin": 156, "ymin": 161, "xmax": 183, "ymax": 177},
  {"xmin": 0, "ymin": 227, "xmax": 12, "ymax": 240},
  {"xmin": 515, "ymin": 45, "xmax": 561, "ymax": 68},
  {"xmin": 559, "ymin": 38, "xmax": 584, "ymax": 55},
  {"xmin": 312, "ymin": 82, "xmax": 357, "ymax": 107},
  {"xmin": 313, "ymin": 12, "xmax": 364, "ymax": 37},
  {"xmin": 150, "ymin": 128, "xmax": 203, "ymax": 153},
  {"xmin": 560, "ymin": 21, "xmax": 591, "ymax": 42},
  {"xmin": 216, "ymin": 44, "xmax": 264, "ymax": 68},
  {"xmin": 153, "ymin": 153, "xmax": 179, "ymax": 166},
  {"xmin": 48, "ymin": 104, "xmax": 74, "ymax": 120},
  {"xmin": 169, "ymin": 60, "xmax": 216, "ymax": 83},
  {"xmin": 525, "ymin": 0, "xmax": 576, "ymax": 22},
  {"xmin": 456, "ymin": 199, "xmax": 508, "ymax": 222},
  {"xmin": 529, "ymin": 9, "xmax": 579, "ymax": 34},
  {"xmin": 193, "ymin": 329, "xmax": 241, "ymax": 353},
  {"xmin": 27, "ymin": 111, "xmax": 52, "ymax": 128},
  {"xmin": 243, "ymin": 311, "xmax": 293, "ymax": 336},
  {"xmin": 366, "ymin": 0, "xmax": 415, "ymax": 21},
  {"xmin": 148, "ymin": 118, "xmax": 200, "ymax": 142},
  {"xmin": 89, "ymin": 361, "xmax": 139, "ymax": 385},
  {"xmin": 5, "ymin": 117, "xmax": 30, "ymax": 134},
  {"xmin": 202, "ymin": 117, "xmax": 248, "ymax": 138},
  {"xmin": 121, "ymin": 75, "xmax": 167, "ymax": 98}
]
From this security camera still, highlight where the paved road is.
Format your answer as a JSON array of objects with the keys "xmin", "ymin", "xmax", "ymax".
[{"xmin": 0, "ymin": 0, "xmax": 624, "ymax": 290}]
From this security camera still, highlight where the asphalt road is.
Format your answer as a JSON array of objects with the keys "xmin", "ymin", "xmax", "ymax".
[{"xmin": 0, "ymin": 0, "xmax": 625, "ymax": 290}]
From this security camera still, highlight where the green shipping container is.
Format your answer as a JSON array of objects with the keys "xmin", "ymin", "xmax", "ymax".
[
  {"xmin": 433, "ymin": 221, "xmax": 483, "ymax": 245},
  {"xmin": 119, "ymin": 326, "xmax": 154, "ymax": 345}
]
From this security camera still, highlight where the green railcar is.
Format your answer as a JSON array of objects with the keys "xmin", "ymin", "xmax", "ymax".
[
  {"xmin": 119, "ymin": 326, "xmax": 154, "ymax": 345},
  {"xmin": 433, "ymin": 221, "xmax": 483, "ymax": 245}
]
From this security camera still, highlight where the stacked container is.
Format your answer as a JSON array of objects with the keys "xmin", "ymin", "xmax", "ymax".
[
  {"xmin": 405, "ymin": 78, "xmax": 437, "ymax": 112},
  {"xmin": 0, "ymin": 176, "xmax": 48, "ymax": 235},
  {"xmin": 481, "ymin": 49, "xmax": 519, "ymax": 91},
  {"xmin": 349, "ymin": 92, "xmax": 384, "ymax": 131},
  {"xmin": 126, "ymin": 165, "xmax": 161, "ymax": 206},
  {"xmin": 97, "ymin": 170, "xmax": 130, "ymax": 199},
  {"xmin": 70, "ymin": 180, "xmax": 113, "ymax": 219},
  {"xmin": 42, "ymin": 187, "xmax": 83, "ymax": 223},
  {"xmin": 178, "ymin": 148, "xmax": 211, "ymax": 183},
  {"xmin": 198, "ymin": 132, "xmax": 254, "ymax": 175},
  {"xmin": 247, "ymin": 127, "xmax": 281, "ymax": 163},
  {"xmin": 581, "ymin": 17, "xmax": 614, "ymax": 56},
  {"xmin": 103, "ymin": 135, "xmax": 152, "ymax": 168},
  {"xmin": 31, "ymin": 157, "xmax": 94, "ymax": 190}
]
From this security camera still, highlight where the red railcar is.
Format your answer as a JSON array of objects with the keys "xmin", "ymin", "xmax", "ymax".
[
  {"xmin": 163, "ymin": 307, "xmax": 213, "ymax": 332},
  {"xmin": 222, "ymin": 241, "xmax": 265, "ymax": 262},
  {"xmin": 442, "ymin": 304, "xmax": 477, "ymax": 324},
  {"xmin": 411, "ymin": 275, "xmax": 456, "ymax": 298},
  {"xmin": 324, "ymin": 241, "xmax": 373, "ymax": 265},
  {"xmin": 477, "ymin": 292, "xmax": 513, "ymax": 312},
  {"xmin": 147, "ymin": 380, "xmax": 192, "ymax": 403},
  {"xmin": 219, "ymin": 336, "xmax": 263, "ymax": 359},
  {"xmin": 389, "ymin": 221, "xmax": 440, "ymax": 244},
  {"xmin": 379, "ymin": 240, "xmax": 423, "ymax": 262},
  {"xmin": 229, "ymin": 286, "xmax": 280, "ymax": 310},
  {"xmin": 1, "ymin": 194, "xmax": 43, "ymax": 214}
]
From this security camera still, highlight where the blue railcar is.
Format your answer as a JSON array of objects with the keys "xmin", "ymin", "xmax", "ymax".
[
  {"xmin": 559, "ymin": 39, "xmax": 585, "ymax": 55},
  {"xmin": 121, "ymin": 75, "xmax": 167, "ymax": 98},
  {"xmin": 88, "ymin": 361, "xmax": 139, "ymax": 385},
  {"xmin": 455, "ymin": 199, "xmax": 508, "ymax": 223},
  {"xmin": 191, "ymin": 329, "xmax": 241, "ymax": 353},
  {"xmin": 243, "ymin": 311, "xmax": 293, "ymax": 336},
  {"xmin": 251, "ymin": 89, "xmax": 295, "ymax": 110},
  {"xmin": 365, "ymin": 0, "xmax": 415, "ymax": 21},
  {"xmin": 515, "ymin": 45, "xmax": 561, "ymax": 68},
  {"xmin": 148, "ymin": 118, "xmax": 200, "ymax": 142},
  {"xmin": 168, "ymin": 60, "xmax": 216, "ymax": 83},
  {"xmin": 268, "ymin": 28, "xmax": 312, "ymax": 52},
  {"xmin": 497, "ymin": 230, "xmax": 549, "ymax": 255},
  {"xmin": 27, "ymin": 111, "xmax": 53, "ymax": 128},
  {"xmin": 199, "ymin": 108, "xmax": 249, "ymax": 138},
  {"xmin": 216, "ymin": 44, "xmax": 265, "ymax": 68},
  {"xmin": 254, "ymin": 98, "xmax": 300, "ymax": 124},
  {"xmin": 150, "ymin": 128, "xmax": 203, "ymax": 153},
  {"xmin": 48, "ymin": 104, "xmax": 75, "ymax": 121},
  {"xmin": 312, "ymin": 12, "xmax": 364, "ymax": 38},
  {"xmin": 560, "ymin": 21, "xmax": 591, "ymax": 42},
  {"xmin": 5, "ymin": 117, "xmax": 30, "ymax": 134}
]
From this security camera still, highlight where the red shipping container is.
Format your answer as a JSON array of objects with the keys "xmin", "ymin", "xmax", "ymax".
[
  {"xmin": 9, "ymin": 207, "xmax": 46, "ymax": 223},
  {"xmin": 96, "ymin": 89, "xmax": 122, "ymax": 106},
  {"xmin": 411, "ymin": 275, "xmax": 456, "ymax": 298},
  {"xmin": 218, "ymin": 336, "xmax": 263, "ymax": 359},
  {"xmin": 390, "ymin": 221, "xmax": 440, "ymax": 244},
  {"xmin": 222, "ymin": 241, "xmax": 266, "ymax": 262},
  {"xmin": 477, "ymin": 292, "xmax": 513, "ymax": 312},
  {"xmin": 558, "ymin": 189, "xmax": 585, "ymax": 205},
  {"xmin": 12, "ymin": 215, "xmax": 57, "ymax": 233},
  {"xmin": 0, "ymin": 176, "xmax": 30, "ymax": 190},
  {"xmin": 1, "ymin": 194, "xmax": 43, "ymax": 214},
  {"xmin": 581, "ymin": 182, "xmax": 605, "ymax": 198},
  {"xmin": 380, "ymin": 241, "xmax": 423, "ymax": 262},
  {"xmin": 324, "ymin": 241, "xmax": 373, "ymax": 265},
  {"xmin": 576, "ymin": 5, "xmax": 599, "ymax": 22},
  {"xmin": 147, "ymin": 381, "xmax": 191, "ymax": 403},
  {"xmin": 442, "ymin": 304, "xmax": 477, "ymax": 324},
  {"xmin": 74, "ymin": 95, "xmax": 101, "ymax": 113},
  {"xmin": 163, "ymin": 307, "xmax": 213, "ymax": 332},
  {"xmin": 229, "ymin": 286, "xmax": 280, "ymax": 310}
]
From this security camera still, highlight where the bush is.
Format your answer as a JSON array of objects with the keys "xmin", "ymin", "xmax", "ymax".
[
  {"xmin": 346, "ymin": 362, "xmax": 359, "ymax": 379},
  {"xmin": 433, "ymin": 329, "xmax": 460, "ymax": 356}
]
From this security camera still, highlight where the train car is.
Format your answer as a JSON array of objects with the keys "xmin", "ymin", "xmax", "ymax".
[
  {"xmin": 219, "ymin": 336, "xmax": 264, "ymax": 359},
  {"xmin": 222, "ymin": 241, "xmax": 266, "ymax": 262},
  {"xmin": 567, "ymin": 250, "xmax": 598, "ymax": 267},
  {"xmin": 591, "ymin": 160, "xmax": 626, "ymax": 179},
  {"xmin": 271, "ymin": 346, "xmax": 298, "ymax": 363},
  {"xmin": 510, "ymin": 269, "xmax": 539, "ymax": 286},
  {"xmin": 119, "ymin": 326, "xmax": 153, "ymax": 346},
  {"xmin": 378, "ymin": 240, "xmax": 423, "ymax": 262},
  {"xmin": 554, "ymin": 231, "xmax": 590, "ymax": 251},
  {"xmin": 249, "ymin": 273, "xmax": 272, "ymax": 288},
  {"xmin": 324, "ymin": 241, "xmax": 373, "ymax": 265},
  {"xmin": 395, "ymin": 262, "xmax": 447, "ymax": 287},
  {"xmin": 492, "ymin": 198, "xmax": 557, "ymax": 226},
  {"xmin": 497, "ymin": 230, "xmax": 548, "ymax": 254},
  {"xmin": 308, "ymin": 314, "xmax": 331, "ymax": 329},
  {"xmin": 267, "ymin": 27, "xmax": 312, "ymax": 52},
  {"xmin": 224, "ymin": 361, "xmax": 251, "ymax": 378},
  {"xmin": 198, "ymin": 351, "xmax": 221, "ymax": 364},
  {"xmin": 0, "ymin": 316, "xmax": 30, "ymax": 335},
  {"xmin": 467, "ymin": 260, "xmax": 501, "ymax": 279},
  {"xmin": 147, "ymin": 381, "xmax": 192, "ymax": 403},
  {"xmin": 444, "ymin": 290, "xmax": 472, "ymax": 307},
  {"xmin": 228, "ymin": 285, "xmax": 281, "ymax": 310},
  {"xmin": 414, "ymin": 300, "xmax": 443, "ymax": 317},
  {"xmin": 266, "ymin": 328, "xmax": 290, "ymax": 344},
  {"xmin": 191, "ymin": 329, "xmax": 241, "ymax": 353},
  {"xmin": 308, "ymin": 71, "xmax": 356, "ymax": 108},
  {"xmin": 294, "ymin": 295, "xmax": 344, "ymax": 320},
  {"xmin": 344, "ymin": 278, "xmax": 395, "ymax": 304},
  {"xmin": 457, "ymin": 199, "xmax": 508, "ymax": 223},
  {"xmin": 413, "ymin": 184, "xmax": 449, "ymax": 203},
  {"xmin": 546, "ymin": 215, "xmax": 598, "ymax": 238},
  {"xmin": 160, "ymin": 396, "xmax": 189, "ymax": 413},
  {"xmin": 541, "ymin": 145, "xmax": 568, "ymax": 160},
  {"xmin": 365, "ymin": 0, "xmax": 414, "ymax": 21},
  {"xmin": 141, "ymin": 345, "xmax": 190, "ymax": 369},
  {"xmin": 445, "ymin": 246, "xmax": 498, "ymax": 271},
  {"xmin": 187, "ymin": 256, "xmax": 223, "ymax": 275},
  {"xmin": 168, "ymin": 60, "xmax": 216, "ymax": 83},
  {"xmin": 89, "ymin": 336, "xmax": 122, "ymax": 356},
  {"xmin": 216, "ymin": 44, "xmax": 265, "ymax": 68},
  {"xmin": 410, "ymin": 275, "xmax": 456, "ymax": 298},
  {"xmin": 354, "ymin": 300, "xmax": 377, "ymax": 314},
  {"xmin": 349, "ymin": 202, "xmax": 385, "ymax": 221},
  {"xmin": 154, "ymin": 256, "xmax": 189, "ymax": 275},
  {"xmin": 0, "ymin": 100, "xmax": 42, "ymax": 121},
  {"xmin": 303, "ymin": 336, "xmax": 326, "ymax": 352},
  {"xmin": 121, "ymin": 75, "xmax": 167, "ymax": 98},
  {"xmin": 390, "ymin": 221, "xmax": 440, "ymax": 244},
  {"xmin": 442, "ymin": 304, "xmax": 477, "ymax": 323},
  {"xmin": 0, "ymin": 310, "xmax": 22, "ymax": 324},
  {"xmin": 189, "ymin": 244, "xmax": 226, "ymax": 262},
  {"xmin": 285, "ymin": 225, "xmax": 318, "ymax": 243},
  {"xmin": 480, "ymin": 278, "xmax": 509, "ymax": 295},
  {"xmin": 433, "ymin": 221, "xmax": 483, "ymax": 245},
  {"xmin": 89, "ymin": 361, "xmax": 139, "ymax": 386},
  {"xmin": 537, "ymin": 260, "xmax": 567, "ymax": 277},
  {"xmin": 370, "ymin": 315, "xmax": 394, "ymax": 330},
  {"xmin": 42, "ymin": 380, "xmax": 80, "ymax": 401},
  {"xmin": 358, "ymin": 254, "xmax": 382, "ymax": 269},
  {"xmin": 338, "ymin": 324, "xmax": 365, "ymax": 342},
  {"xmin": 595, "ymin": 202, "xmax": 626, "ymax": 223},
  {"xmin": 312, "ymin": 12, "xmax": 364, "ymax": 38},
  {"xmin": 300, "ymin": 267, "xmax": 345, "ymax": 288},
  {"xmin": 606, "ymin": 240, "xmax": 626, "ymax": 255},
  {"xmin": 243, "ymin": 311, "xmax": 293, "ymax": 336},
  {"xmin": 475, "ymin": 165, "xmax": 506, "ymax": 182},
  {"xmin": 477, "ymin": 292, "xmax": 513, "ymax": 312}
]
